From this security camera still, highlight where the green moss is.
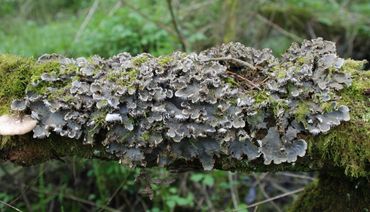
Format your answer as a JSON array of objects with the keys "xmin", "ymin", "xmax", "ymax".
[
  {"xmin": 0, "ymin": 135, "xmax": 13, "ymax": 150},
  {"xmin": 340, "ymin": 59, "xmax": 367, "ymax": 74},
  {"xmin": 132, "ymin": 55, "xmax": 149, "ymax": 66},
  {"xmin": 91, "ymin": 110, "xmax": 108, "ymax": 128},
  {"xmin": 271, "ymin": 64, "xmax": 288, "ymax": 78},
  {"xmin": 26, "ymin": 61, "xmax": 63, "ymax": 95},
  {"xmin": 309, "ymin": 65, "xmax": 370, "ymax": 178},
  {"xmin": 0, "ymin": 55, "xmax": 35, "ymax": 114},
  {"xmin": 309, "ymin": 122, "xmax": 370, "ymax": 177},
  {"xmin": 0, "ymin": 55, "xmax": 61, "ymax": 114},
  {"xmin": 158, "ymin": 56, "xmax": 172, "ymax": 66},
  {"xmin": 269, "ymin": 97, "xmax": 288, "ymax": 116},
  {"xmin": 320, "ymin": 102, "xmax": 333, "ymax": 113},
  {"xmin": 295, "ymin": 101, "xmax": 310, "ymax": 124},
  {"xmin": 107, "ymin": 69, "xmax": 138, "ymax": 88},
  {"xmin": 276, "ymin": 69, "xmax": 287, "ymax": 79},
  {"xmin": 224, "ymin": 77, "xmax": 239, "ymax": 87},
  {"xmin": 253, "ymin": 90, "xmax": 269, "ymax": 104},
  {"xmin": 296, "ymin": 56, "xmax": 308, "ymax": 64},
  {"xmin": 141, "ymin": 131, "xmax": 150, "ymax": 141},
  {"xmin": 290, "ymin": 172, "xmax": 370, "ymax": 211},
  {"xmin": 229, "ymin": 97, "xmax": 238, "ymax": 106},
  {"xmin": 61, "ymin": 63, "xmax": 79, "ymax": 75}
]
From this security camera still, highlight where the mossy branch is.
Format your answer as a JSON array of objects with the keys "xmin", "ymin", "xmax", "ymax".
[{"xmin": 0, "ymin": 41, "xmax": 369, "ymax": 179}]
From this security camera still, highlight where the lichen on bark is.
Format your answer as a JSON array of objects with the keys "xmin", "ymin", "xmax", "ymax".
[{"xmin": 0, "ymin": 38, "xmax": 368, "ymax": 177}]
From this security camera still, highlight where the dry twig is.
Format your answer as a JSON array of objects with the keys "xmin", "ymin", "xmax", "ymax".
[
  {"xmin": 228, "ymin": 171, "xmax": 240, "ymax": 210},
  {"xmin": 74, "ymin": 0, "xmax": 100, "ymax": 43},
  {"xmin": 166, "ymin": 0, "xmax": 187, "ymax": 51},
  {"xmin": 226, "ymin": 71, "xmax": 261, "ymax": 90},
  {"xmin": 0, "ymin": 200, "xmax": 22, "ymax": 212},
  {"xmin": 246, "ymin": 187, "xmax": 304, "ymax": 209}
]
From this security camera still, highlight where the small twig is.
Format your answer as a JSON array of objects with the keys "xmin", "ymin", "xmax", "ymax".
[
  {"xmin": 166, "ymin": 0, "xmax": 187, "ymax": 51},
  {"xmin": 20, "ymin": 184, "xmax": 32, "ymax": 212},
  {"xmin": 204, "ymin": 56, "xmax": 256, "ymax": 71},
  {"xmin": 0, "ymin": 200, "xmax": 22, "ymax": 212},
  {"xmin": 30, "ymin": 187, "xmax": 119, "ymax": 212},
  {"xmin": 9, "ymin": 165, "xmax": 49, "ymax": 206},
  {"xmin": 179, "ymin": 1, "xmax": 214, "ymax": 17},
  {"xmin": 108, "ymin": 0, "xmax": 122, "ymax": 16},
  {"xmin": 258, "ymin": 183, "xmax": 282, "ymax": 212},
  {"xmin": 202, "ymin": 56, "xmax": 260, "ymax": 89},
  {"xmin": 123, "ymin": 1, "xmax": 177, "ymax": 37},
  {"xmin": 179, "ymin": 172, "xmax": 189, "ymax": 196},
  {"xmin": 246, "ymin": 188, "xmax": 305, "ymax": 209},
  {"xmin": 74, "ymin": 0, "xmax": 100, "ymax": 43},
  {"xmin": 255, "ymin": 13, "xmax": 303, "ymax": 42},
  {"xmin": 118, "ymin": 192, "xmax": 132, "ymax": 211},
  {"xmin": 226, "ymin": 71, "xmax": 261, "ymax": 90},
  {"xmin": 252, "ymin": 173, "xmax": 268, "ymax": 187},
  {"xmin": 277, "ymin": 172, "xmax": 315, "ymax": 180},
  {"xmin": 261, "ymin": 76, "xmax": 270, "ymax": 84},
  {"xmin": 306, "ymin": 22, "xmax": 317, "ymax": 39},
  {"xmin": 97, "ymin": 180, "xmax": 126, "ymax": 212},
  {"xmin": 228, "ymin": 171, "xmax": 240, "ymax": 210},
  {"xmin": 194, "ymin": 182, "xmax": 215, "ymax": 212}
]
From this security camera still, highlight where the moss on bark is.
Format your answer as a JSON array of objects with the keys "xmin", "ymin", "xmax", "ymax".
[
  {"xmin": 307, "ymin": 62, "xmax": 370, "ymax": 178},
  {"xmin": 290, "ymin": 171, "xmax": 370, "ymax": 212},
  {"xmin": 0, "ymin": 55, "xmax": 60, "ymax": 114}
]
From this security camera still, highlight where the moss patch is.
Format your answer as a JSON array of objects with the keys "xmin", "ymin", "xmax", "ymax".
[
  {"xmin": 0, "ymin": 55, "xmax": 34, "ymax": 114},
  {"xmin": 223, "ymin": 77, "xmax": 239, "ymax": 87},
  {"xmin": 26, "ymin": 61, "xmax": 63, "ymax": 95},
  {"xmin": 0, "ymin": 135, "xmax": 13, "ymax": 150},
  {"xmin": 253, "ymin": 90, "xmax": 269, "ymax": 104},
  {"xmin": 295, "ymin": 101, "xmax": 310, "ymax": 124},
  {"xmin": 106, "ymin": 68, "xmax": 138, "ymax": 89},
  {"xmin": 308, "ymin": 60, "xmax": 370, "ymax": 178},
  {"xmin": 157, "ymin": 56, "xmax": 172, "ymax": 66},
  {"xmin": 290, "ymin": 172, "xmax": 370, "ymax": 211},
  {"xmin": 0, "ymin": 55, "xmax": 62, "ymax": 149},
  {"xmin": 0, "ymin": 54, "xmax": 62, "ymax": 114},
  {"xmin": 132, "ymin": 55, "xmax": 149, "ymax": 66}
]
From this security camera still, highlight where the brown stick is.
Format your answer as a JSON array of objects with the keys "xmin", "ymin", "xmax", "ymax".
[{"xmin": 226, "ymin": 71, "xmax": 261, "ymax": 90}]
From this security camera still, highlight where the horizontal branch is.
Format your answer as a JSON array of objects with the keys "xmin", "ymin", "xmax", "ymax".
[{"xmin": 0, "ymin": 38, "xmax": 369, "ymax": 177}]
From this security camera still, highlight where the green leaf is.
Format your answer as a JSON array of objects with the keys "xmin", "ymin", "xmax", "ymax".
[
  {"xmin": 190, "ymin": 173, "xmax": 204, "ymax": 182},
  {"xmin": 166, "ymin": 200, "xmax": 176, "ymax": 208},
  {"xmin": 202, "ymin": 175, "xmax": 214, "ymax": 187}
]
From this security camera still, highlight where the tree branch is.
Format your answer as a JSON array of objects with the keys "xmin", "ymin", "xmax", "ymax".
[{"xmin": 0, "ymin": 39, "xmax": 368, "ymax": 179}]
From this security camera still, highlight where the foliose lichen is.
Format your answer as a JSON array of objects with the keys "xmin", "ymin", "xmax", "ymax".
[{"xmin": 7, "ymin": 38, "xmax": 356, "ymax": 170}]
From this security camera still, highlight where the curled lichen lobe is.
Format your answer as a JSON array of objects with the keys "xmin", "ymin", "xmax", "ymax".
[{"xmin": 6, "ymin": 38, "xmax": 357, "ymax": 170}]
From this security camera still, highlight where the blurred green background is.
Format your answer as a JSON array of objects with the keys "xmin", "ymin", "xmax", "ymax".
[{"xmin": 0, "ymin": 0, "xmax": 369, "ymax": 211}]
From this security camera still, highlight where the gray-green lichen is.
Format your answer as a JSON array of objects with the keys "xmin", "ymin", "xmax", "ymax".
[{"xmin": 7, "ymin": 38, "xmax": 355, "ymax": 170}]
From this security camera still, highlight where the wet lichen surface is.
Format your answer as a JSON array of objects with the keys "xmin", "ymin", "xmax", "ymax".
[{"xmin": 2, "ymin": 38, "xmax": 367, "ymax": 172}]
